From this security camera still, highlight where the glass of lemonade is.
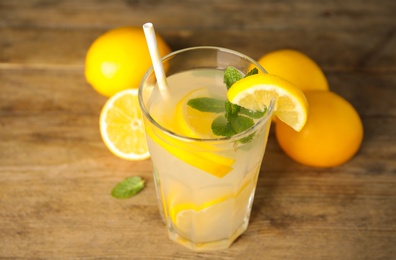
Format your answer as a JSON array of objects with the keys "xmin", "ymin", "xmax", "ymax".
[{"xmin": 138, "ymin": 46, "xmax": 275, "ymax": 251}]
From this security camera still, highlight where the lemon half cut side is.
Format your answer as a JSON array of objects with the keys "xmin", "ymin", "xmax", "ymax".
[{"xmin": 100, "ymin": 89, "xmax": 150, "ymax": 160}]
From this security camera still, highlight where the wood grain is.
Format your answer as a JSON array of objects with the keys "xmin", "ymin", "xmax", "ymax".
[{"xmin": 0, "ymin": 0, "xmax": 395, "ymax": 259}]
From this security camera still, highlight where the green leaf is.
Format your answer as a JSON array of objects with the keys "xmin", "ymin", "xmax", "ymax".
[
  {"xmin": 187, "ymin": 97, "xmax": 225, "ymax": 113},
  {"xmin": 111, "ymin": 176, "xmax": 145, "ymax": 199},
  {"xmin": 211, "ymin": 116, "xmax": 236, "ymax": 137},
  {"xmin": 225, "ymin": 100, "xmax": 240, "ymax": 119},
  {"xmin": 185, "ymin": 66, "xmax": 265, "ymax": 142},
  {"xmin": 224, "ymin": 66, "xmax": 262, "ymax": 119},
  {"xmin": 245, "ymin": 67, "xmax": 259, "ymax": 77},
  {"xmin": 224, "ymin": 67, "xmax": 243, "ymax": 89},
  {"xmin": 228, "ymin": 115, "xmax": 254, "ymax": 134},
  {"xmin": 224, "ymin": 66, "xmax": 258, "ymax": 90}
]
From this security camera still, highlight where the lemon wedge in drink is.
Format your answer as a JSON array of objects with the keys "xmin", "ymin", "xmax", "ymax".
[{"xmin": 227, "ymin": 74, "xmax": 308, "ymax": 131}]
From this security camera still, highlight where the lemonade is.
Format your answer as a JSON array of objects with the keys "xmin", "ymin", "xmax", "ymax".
[
  {"xmin": 139, "ymin": 47, "xmax": 275, "ymax": 251},
  {"xmin": 147, "ymin": 69, "xmax": 272, "ymax": 248}
]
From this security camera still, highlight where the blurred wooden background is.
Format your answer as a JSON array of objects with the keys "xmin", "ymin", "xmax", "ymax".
[{"xmin": 0, "ymin": 0, "xmax": 395, "ymax": 259}]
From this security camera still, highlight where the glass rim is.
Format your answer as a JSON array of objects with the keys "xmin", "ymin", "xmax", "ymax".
[{"xmin": 138, "ymin": 46, "xmax": 276, "ymax": 143}]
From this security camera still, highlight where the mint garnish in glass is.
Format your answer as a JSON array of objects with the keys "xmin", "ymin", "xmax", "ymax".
[{"xmin": 187, "ymin": 66, "xmax": 267, "ymax": 139}]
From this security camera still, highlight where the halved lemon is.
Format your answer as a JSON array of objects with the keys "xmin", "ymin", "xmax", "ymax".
[
  {"xmin": 227, "ymin": 74, "xmax": 308, "ymax": 131},
  {"xmin": 100, "ymin": 89, "xmax": 150, "ymax": 160}
]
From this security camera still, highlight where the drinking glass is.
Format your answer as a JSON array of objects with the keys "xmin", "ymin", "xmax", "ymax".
[{"xmin": 138, "ymin": 46, "xmax": 274, "ymax": 251}]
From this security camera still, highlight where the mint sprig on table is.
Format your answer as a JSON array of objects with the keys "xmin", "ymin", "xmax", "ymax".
[
  {"xmin": 111, "ymin": 176, "xmax": 145, "ymax": 199},
  {"xmin": 187, "ymin": 66, "xmax": 266, "ymax": 138}
]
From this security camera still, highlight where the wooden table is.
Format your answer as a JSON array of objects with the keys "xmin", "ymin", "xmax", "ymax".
[{"xmin": 1, "ymin": 0, "xmax": 395, "ymax": 259}]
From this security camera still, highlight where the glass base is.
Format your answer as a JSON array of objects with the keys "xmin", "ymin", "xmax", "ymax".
[{"xmin": 167, "ymin": 220, "xmax": 249, "ymax": 251}]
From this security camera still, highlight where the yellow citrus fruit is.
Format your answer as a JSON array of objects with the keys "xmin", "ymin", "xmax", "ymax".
[
  {"xmin": 227, "ymin": 73, "xmax": 308, "ymax": 132},
  {"xmin": 257, "ymin": 49, "xmax": 329, "ymax": 92},
  {"xmin": 174, "ymin": 88, "xmax": 219, "ymax": 138},
  {"xmin": 85, "ymin": 26, "xmax": 171, "ymax": 97},
  {"xmin": 100, "ymin": 89, "xmax": 150, "ymax": 160},
  {"xmin": 275, "ymin": 91, "xmax": 363, "ymax": 167}
]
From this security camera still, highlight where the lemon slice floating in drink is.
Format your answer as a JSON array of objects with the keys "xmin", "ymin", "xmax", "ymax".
[
  {"xmin": 227, "ymin": 73, "xmax": 308, "ymax": 132},
  {"xmin": 175, "ymin": 88, "xmax": 219, "ymax": 139}
]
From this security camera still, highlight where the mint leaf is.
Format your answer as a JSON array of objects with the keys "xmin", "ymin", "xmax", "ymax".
[
  {"xmin": 225, "ymin": 100, "xmax": 240, "ymax": 119},
  {"xmin": 223, "ymin": 66, "xmax": 260, "ymax": 120},
  {"xmin": 187, "ymin": 66, "xmax": 265, "ymax": 141},
  {"xmin": 187, "ymin": 97, "xmax": 225, "ymax": 113},
  {"xmin": 219, "ymin": 66, "xmax": 263, "ymax": 141},
  {"xmin": 211, "ymin": 114, "xmax": 254, "ymax": 139},
  {"xmin": 211, "ymin": 116, "xmax": 236, "ymax": 137},
  {"xmin": 228, "ymin": 115, "xmax": 254, "ymax": 133},
  {"xmin": 111, "ymin": 176, "xmax": 145, "ymax": 199},
  {"xmin": 224, "ymin": 67, "xmax": 243, "ymax": 89},
  {"xmin": 245, "ymin": 67, "xmax": 259, "ymax": 77},
  {"xmin": 224, "ymin": 66, "xmax": 258, "ymax": 90}
]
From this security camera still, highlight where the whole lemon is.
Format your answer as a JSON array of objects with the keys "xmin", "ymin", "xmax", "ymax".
[
  {"xmin": 258, "ymin": 49, "xmax": 329, "ymax": 92},
  {"xmin": 85, "ymin": 26, "xmax": 171, "ymax": 97},
  {"xmin": 275, "ymin": 91, "xmax": 363, "ymax": 167}
]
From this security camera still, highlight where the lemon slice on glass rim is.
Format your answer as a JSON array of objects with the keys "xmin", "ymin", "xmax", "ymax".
[{"xmin": 227, "ymin": 73, "xmax": 308, "ymax": 132}]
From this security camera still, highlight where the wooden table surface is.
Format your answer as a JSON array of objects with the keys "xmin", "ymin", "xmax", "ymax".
[{"xmin": 1, "ymin": 0, "xmax": 395, "ymax": 259}]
